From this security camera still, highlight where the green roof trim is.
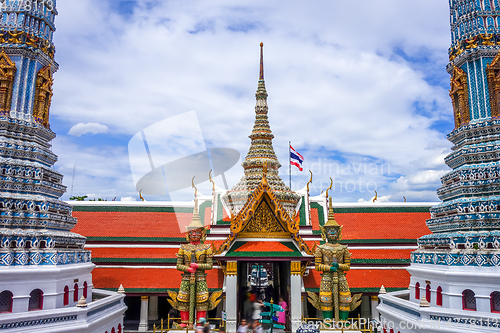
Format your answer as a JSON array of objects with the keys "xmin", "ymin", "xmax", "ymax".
[
  {"xmin": 299, "ymin": 196, "xmax": 306, "ymax": 226},
  {"xmin": 311, "ymin": 202, "xmax": 325, "ymax": 226},
  {"xmin": 72, "ymin": 206, "xmax": 193, "ymax": 213},
  {"xmin": 216, "ymin": 194, "xmax": 231, "ymax": 224},
  {"xmin": 350, "ymin": 259, "xmax": 411, "ymax": 264},
  {"xmin": 334, "ymin": 206, "xmax": 431, "ymax": 214},
  {"xmin": 87, "ymin": 236, "xmax": 186, "ymax": 242},
  {"xmin": 93, "ymin": 258, "xmax": 177, "ymax": 263},
  {"xmin": 199, "ymin": 200, "xmax": 212, "ymax": 226}
]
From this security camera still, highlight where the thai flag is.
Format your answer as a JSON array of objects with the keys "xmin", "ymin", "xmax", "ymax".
[{"xmin": 290, "ymin": 145, "xmax": 304, "ymax": 171}]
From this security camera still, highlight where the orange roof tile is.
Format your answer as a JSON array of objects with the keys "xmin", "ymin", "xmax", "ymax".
[
  {"xmin": 90, "ymin": 247, "xmax": 179, "ymax": 259},
  {"xmin": 204, "ymin": 207, "xmax": 211, "ymax": 227},
  {"xmin": 336, "ymin": 212, "xmax": 431, "ymax": 240},
  {"xmin": 311, "ymin": 208, "xmax": 320, "ymax": 231},
  {"xmin": 72, "ymin": 211, "xmax": 191, "ymax": 238},
  {"xmin": 92, "ymin": 267, "xmax": 223, "ymax": 290},
  {"xmin": 233, "ymin": 242, "xmax": 293, "ymax": 252},
  {"xmin": 349, "ymin": 249, "xmax": 413, "ymax": 260},
  {"xmin": 304, "ymin": 269, "xmax": 410, "ymax": 289}
]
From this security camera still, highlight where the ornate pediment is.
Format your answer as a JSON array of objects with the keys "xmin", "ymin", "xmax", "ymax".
[
  {"xmin": 215, "ymin": 171, "xmax": 313, "ymax": 255},
  {"xmin": 238, "ymin": 197, "xmax": 289, "ymax": 238},
  {"xmin": 229, "ymin": 173, "xmax": 299, "ymax": 237}
]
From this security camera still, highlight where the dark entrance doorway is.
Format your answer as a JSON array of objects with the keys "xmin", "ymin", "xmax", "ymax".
[{"xmin": 236, "ymin": 261, "xmax": 290, "ymax": 327}]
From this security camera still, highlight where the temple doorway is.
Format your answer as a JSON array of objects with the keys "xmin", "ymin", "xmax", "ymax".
[{"xmin": 236, "ymin": 261, "xmax": 290, "ymax": 327}]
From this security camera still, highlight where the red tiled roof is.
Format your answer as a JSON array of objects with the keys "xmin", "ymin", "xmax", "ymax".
[
  {"xmin": 210, "ymin": 240, "xmax": 225, "ymax": 250},
  {"xmin": 311, "ymin": 208, "xmax": 320, "ymax": 231},
  {"xmin": 204, "ymin": 207, "xmax": 211, "ymax": 227},
  {"xmin": 233, "ymin": 242, "xmax": 293, "ymax": 252},
  {"xmin": 336, "ymin": 212, "xmax": 431, "ymax": 240},
  {"xmin": 90, "ymin": 247, "xmax": 179, "ymax": 259},
  {"xmin": 72, "ymin": 212, "xmax": 190, "ymax": 238},
  {"xmin": 304, "ymin": 269, "xmax": 410, "ymax": 289},
  {"xmin": 349, "ymin": 249, "xmax": 413, "ymax": 260},
  {"xmin": 92, "ymin": 267, "xmax": 224, "ymax": 290},
  {"xmin": 222, "ymin": 208, "xmax": 230, "ymax": 222}
]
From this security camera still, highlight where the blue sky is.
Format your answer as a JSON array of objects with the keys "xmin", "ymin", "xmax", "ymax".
[{"xmin": 49, "ymin": 0, "xmax": 453, "ymax": 202}]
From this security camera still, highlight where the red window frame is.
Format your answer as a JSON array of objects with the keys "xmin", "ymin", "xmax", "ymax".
[
  {"xmin": 83, "ymin": 281, "xmax": 88, "ymax": 299},
  {"xmin": 415, "ymin": 282, "xmax": 420, "ymax": 300},
  {"xmin": 28, "ymin": 289, "xmax": 43, "ymax": 311},
  {"xmin": 491, "ymin": 291, "xmax": 500, "ymax": 313},
  {"xmin": 462, "ymin": 289, "xmax": 476, "ymax": 311},
  {"xmin": 0, "ymin": 290, "xmax": 13, "ymax": 313},
  {"xmin": 436, "ymin": 286, "xmax": 443, "ymax": 306},
  {"xmin": 63, "ymin": 286, "xmax": 69, "ymax": 306},
  {"xmin": 74, "ymin": 283, "xmax": 79, "ymax": 302}
]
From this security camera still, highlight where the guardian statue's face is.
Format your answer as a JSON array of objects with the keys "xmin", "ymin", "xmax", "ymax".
[
  {"xmin": 325, "ymin": 227, "xmax": 340, "ymax": 242},
  {"xmin": 188, "ymin": 228, "xmax": 203, "ymax": 242}
]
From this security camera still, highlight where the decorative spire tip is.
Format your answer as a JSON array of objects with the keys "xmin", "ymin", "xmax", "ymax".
[{"xmin": 259, "ymin": 42, "xmax": 264, "ymax": 81}]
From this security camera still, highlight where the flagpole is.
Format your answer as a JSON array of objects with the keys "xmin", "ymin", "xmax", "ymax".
[{"xmin": 289, "ymin": 141, "xmax": 291, "ymax": 188}]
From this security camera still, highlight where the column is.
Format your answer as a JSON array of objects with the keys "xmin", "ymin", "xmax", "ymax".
[
  {"xmin": 148, "ymin": 295, "xmax": 158, "ymax": 321},
  {"xmin": 370, "ymin": 296, "xmax": 379, "ymax": 321},
  {"xmin": 226, "ymin": 261, "xmax": 237, "ymax": 333},
  {"xmin": 290, "ymin": 261, "xmax": 302, "ymax": 332},
  {"xmin": 138, "ymin": 295, "xmax": 149, "ymax": 332},
  {"xmin": 360, "ymin": 295, "xmax": 370, "ymax": 319}
]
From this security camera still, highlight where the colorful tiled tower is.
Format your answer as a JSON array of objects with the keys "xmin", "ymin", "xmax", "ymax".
[
  {"xmin": 0, "ymin": 2, "xmax": 126, "ymax": 331},
  {"xmin": 378, "ymin": 1, "xmax": 500, "ymax": 331},
  {"xmin": 222, "ymin": 43, "xmax": 300, "ymax": 218}
]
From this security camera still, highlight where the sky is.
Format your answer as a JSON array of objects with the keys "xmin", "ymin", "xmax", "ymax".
[{"xmin": 49, "ymin": 0, "xmax": 453, "ymax": 203}]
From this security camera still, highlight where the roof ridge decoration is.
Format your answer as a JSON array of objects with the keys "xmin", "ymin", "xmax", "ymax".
[
  {"xmin": 215, "ymin": 167, "xmax": 312, "ymax": 255},
  {"xmin": 221, "ymin": 43, "xmax": 300, "ymax": 219}
]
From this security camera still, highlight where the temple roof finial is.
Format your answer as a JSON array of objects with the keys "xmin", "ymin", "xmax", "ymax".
[{"xmin": 259, "ymin": 42, "xmax": 264, "ymax": 81}]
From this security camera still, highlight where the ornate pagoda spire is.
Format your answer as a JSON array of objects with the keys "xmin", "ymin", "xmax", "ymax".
[
  {"xmin": 241, "ymin": 42, "xmax": 281, "ymax": 174},
  {"xmin": 223, "ymin": 43, "xmax": 300, "ymax": 218}
]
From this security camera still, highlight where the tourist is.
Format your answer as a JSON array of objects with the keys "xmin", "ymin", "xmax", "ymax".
[
  {"xmin": 253, "ymin": 320, "xmax": 264, "ymax": 333},
  {"xmin": 243, "ymin": 293, "xmax": 253, "ymax": 321},
  {"xmin": 278, "ymin": 296, "xmax": 287, "ymax": 326},
  {"xmin": 237, "ymin": 319, "xmax": 249, "ymax": 333},
  {"xmin": 252, "ymin": 298, "xmax": 263, "ymax": 322}
]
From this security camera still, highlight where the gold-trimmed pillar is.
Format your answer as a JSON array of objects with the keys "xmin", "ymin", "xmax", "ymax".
[
  {"xmin": 226, "ymin": 261, "xmax": 237, "ymax": 332},
  {"xmin": 138, "ymin": 295, "xmax": 149, "ymax": 332},
  {"xmin": 0, "ymin": 51, "xmax": 16, "ymax": 116},
  {"xmin": 370, "ymin": 295, "xmax": 379, "ymax": 320},
  {"xmin": 290, "ymin": 261, "xmax": 302, "ymax": 331}
]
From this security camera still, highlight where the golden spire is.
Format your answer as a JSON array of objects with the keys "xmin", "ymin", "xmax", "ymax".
[
  {"xmin": 259, "ymin": 42, "xmax": 264, "ymax": 80},
  {"xmin": 222, "ymin": 43, "xmax": 300, "ymax": 218},
  {"xmin": 186, "ymin": 176, "xmax": 204, "ymax": 231},
  {"xmin": 323, "ymin": 197, "xmax": 340, "ymax": 228}
]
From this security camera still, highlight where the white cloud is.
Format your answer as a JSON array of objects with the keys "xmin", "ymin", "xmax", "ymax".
[
  {"xmin": 48, "ymin": 0, "xmax": 455, "ymax": 202},
  {"xmin": 68, "ymin": 123, "xmax": 108, "ymax": 137},
  {"xmin": 121, "ymin": 196, "xmax": 137, "ymax": 201},
  {"xmin": 358, "ymin": 195, "xmax": 392, "ymax": 203}
]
